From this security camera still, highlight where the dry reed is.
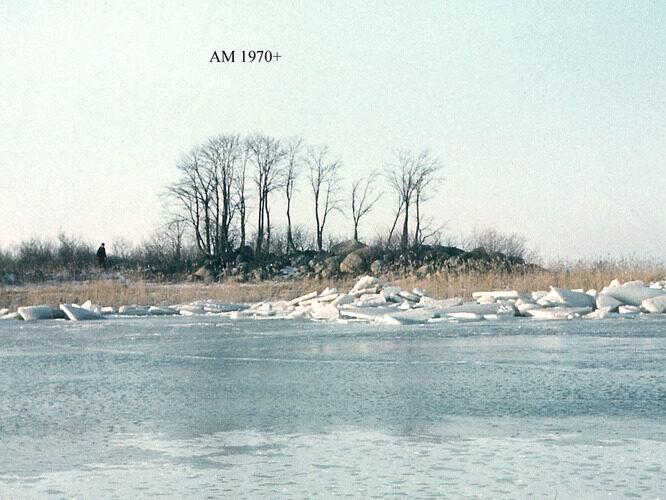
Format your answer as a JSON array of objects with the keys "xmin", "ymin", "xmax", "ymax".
[{"xmin": 1, "ymin": 260, "xmax": 663, "ymax": 309}]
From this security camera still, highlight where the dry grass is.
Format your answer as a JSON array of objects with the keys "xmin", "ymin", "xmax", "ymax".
[
  {"xmin": 1, "ymin": 260, "xmax": 663, "ymax": 309},
  {"xmin": 0, "ymin": 277, "xmax": 356, "ymax": 309},
  {"xmin": 397, "ymin": 259, "xmax": 665, "ymax": 298}
]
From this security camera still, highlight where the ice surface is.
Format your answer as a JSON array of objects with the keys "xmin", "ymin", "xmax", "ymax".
[{"xmin": 2, "ymin": 316, "xmax": 664, "ymax": 498}]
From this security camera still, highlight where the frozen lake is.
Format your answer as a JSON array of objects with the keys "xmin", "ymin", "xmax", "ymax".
[{"xmin": 1, "ymin": 315, "xmax": 664, "ymax": 498}]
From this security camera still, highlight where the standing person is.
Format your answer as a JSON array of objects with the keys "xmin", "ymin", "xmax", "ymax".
[{"xmin": 96, "ymin": 243, "xmax": 107, "ymax": 269}]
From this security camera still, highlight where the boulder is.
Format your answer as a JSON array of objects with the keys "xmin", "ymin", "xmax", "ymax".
[
  {"xmin": 322, "ymin": 256, "xmax": 341, "ymax": 278},
  {"xmin": 340, "ymin": 251, "xmax": 367, "ymax": 275},
  {"xmin": 330, "ymin": 239, "xmax": 368, "ymax": 257},
  {"xmin": 428, "ymin": 245, "xmax": 466, "ymax": 260},
  {"xmin": 465, "ymin": 247, "xmax": 490, "ymax": 261},
  {"xmin": 192, "ymin": 265, "xmax": 212, "ymax": 282},
  {"xmin": 415, "ymin": 264, "xmax": 433, "ymax": 278},
  {"xmin": 370, "ymin": 259, "xmax": 388, "ymax": 275}
]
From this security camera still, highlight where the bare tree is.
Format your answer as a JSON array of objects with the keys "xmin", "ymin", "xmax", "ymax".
[
  {"xmin": 203, "ymin": 134, "xmax": 242, "ymax": 259},
  {"xmin": 246, "ymin": 134, "xmax": 286, "ymax": 254},
  {"xmin": 167, "ymin": 146, "xmax": 219, "ymax": 268},
  {"xmin": 283, "ymin": 137, "xmax": 303, "ymax": 253},
  {"xmin": 413, "ymin": 161, "xmax": 443, "ymax": 247},
  {"xmin": 166, "ymin": 134, "xmax": 246, "ymax": 271},
  {"xmin": 306, "ymin": 145, "xmax": 343, "ymax": 251},
  {"xmin": 350, "ymin": 171, "xmax": 381, "ymax": 241},
  {"xmin": 387, "ymin": 149, "xmax": 442, "ymax": 251},
  {"xmin": 467, "ymin": 228, "xmax": 534, "ymax": 261},
  {"xmin": 160, "ymin": 213, "xmax": 187, "ymax": 266}
]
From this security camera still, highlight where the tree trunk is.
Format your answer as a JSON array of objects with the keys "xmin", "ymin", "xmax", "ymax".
[
  {"xmin": 239, "ymin": 199, "xmax": 246, "ymax": 250},
  {"xmin": 401, "ymin": 200, "xmax": 410, "ymax": 251},
  {"xmin": 265, "ymin": 202, "xmax": 271, "ymax": 254},
  {"xmin": 387, "ymin": 202, "xmax": 402, "ymax": 250},
  {"xmin": 286, "ymin": 204, "xmax": 294, "ymax": 253},
  {"xmin": 256, "ymin": 192, "xmax": 264, "ymax": 254},
  {"xmin": 414, "ymin": 192, "xmax": 421, "ymax": 248}
]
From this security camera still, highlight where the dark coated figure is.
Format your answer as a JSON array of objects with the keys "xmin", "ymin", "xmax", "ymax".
[{"xmin": 96, "ymin": 243, "xmax": 107, "ymax": 269}]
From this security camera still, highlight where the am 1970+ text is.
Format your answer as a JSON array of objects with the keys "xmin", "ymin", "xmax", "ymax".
[{"xmin": 209, "ymin": 50, "xmax": 281, "ymax": 63}]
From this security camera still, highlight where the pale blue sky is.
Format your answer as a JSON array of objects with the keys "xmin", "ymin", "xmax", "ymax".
[{"xmin": 1, "ymin": 1, "xmax": 664, "ymax": 260}]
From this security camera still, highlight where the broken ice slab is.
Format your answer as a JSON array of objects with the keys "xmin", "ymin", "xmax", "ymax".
[
  {"xmin": 60, "ymin": 303, "xmax": 104, "ymax": 321},
  {"xmin": 472, "ymin": 290, "xmax": 526, "ymax": 301},
  {"xmin": 548, "ymin": 287, "xmax": 596, "ymax": 308},
  {"xmin": 17, "ymin": 305, "xmax": 54, "ymax": 321},
  {"xmin": 601, "ymin": 285, "xmax": 665, "ymax": 306},
  {"xmin": 525, "ymin": 306, "xmax": 593, "ymax": 319},
  {"xmin": 642, "ymin": 295, "xmax": 666, "ymax": 313},
  {"xmin": 287, "ymin": 291, "xmax": 318, "ymax": 307}
]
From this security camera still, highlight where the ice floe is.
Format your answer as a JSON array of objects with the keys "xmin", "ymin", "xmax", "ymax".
[
  {"xmin": 60, "ymin": 303, "xmax": 104, "ymax": 321},
  {"xmin": 18, "ymin": 305, "xmax": 55, "ymax": 321},
  {"xmin": 2, "ymin": 276, "xmax": 665, "ymax": 324}
]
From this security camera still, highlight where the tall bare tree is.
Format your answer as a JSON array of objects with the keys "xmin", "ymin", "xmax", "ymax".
[
  {"xmin": 413, "ymin": 161, "xmax": 442, "ymax": 247},
  {"xmin": 306, "ymin": 145, "xmax": 342, "ymax": 251},
  {"xmin": 203, "ymin": 134, "xmax": 241, "ymax": 258},
  {"xmin": 246, "ymin": 134, "xmax": 286, "ymax": 254},
  {"xmin": 167, "ymin": 146, "xmax": 219, "ymax": 268},
  {"xmin": 283, "ymin": 137, "xmax": 303, "ymax": 253},
  {"xmin": 387, "ymin": 149, "xmax": 442, "ymax": 251},
  {"xmin": 350, "ymin": 171, "xmax": 381, "ymax": 242}
]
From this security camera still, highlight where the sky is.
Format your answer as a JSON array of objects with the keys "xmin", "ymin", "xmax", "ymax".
[{"xmin": 1, "ymin": 1, "xmax": 664, "ymax": 261}]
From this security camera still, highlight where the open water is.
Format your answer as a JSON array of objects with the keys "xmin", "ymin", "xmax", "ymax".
[{"xmin": 1, "ymin": 315, "xmax": 664, "ymax": 498}]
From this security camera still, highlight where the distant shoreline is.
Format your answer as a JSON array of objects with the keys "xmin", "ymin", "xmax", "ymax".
[{"xmin": 2, "ymin": 261, "xmax": 664, "ymax": 309}]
